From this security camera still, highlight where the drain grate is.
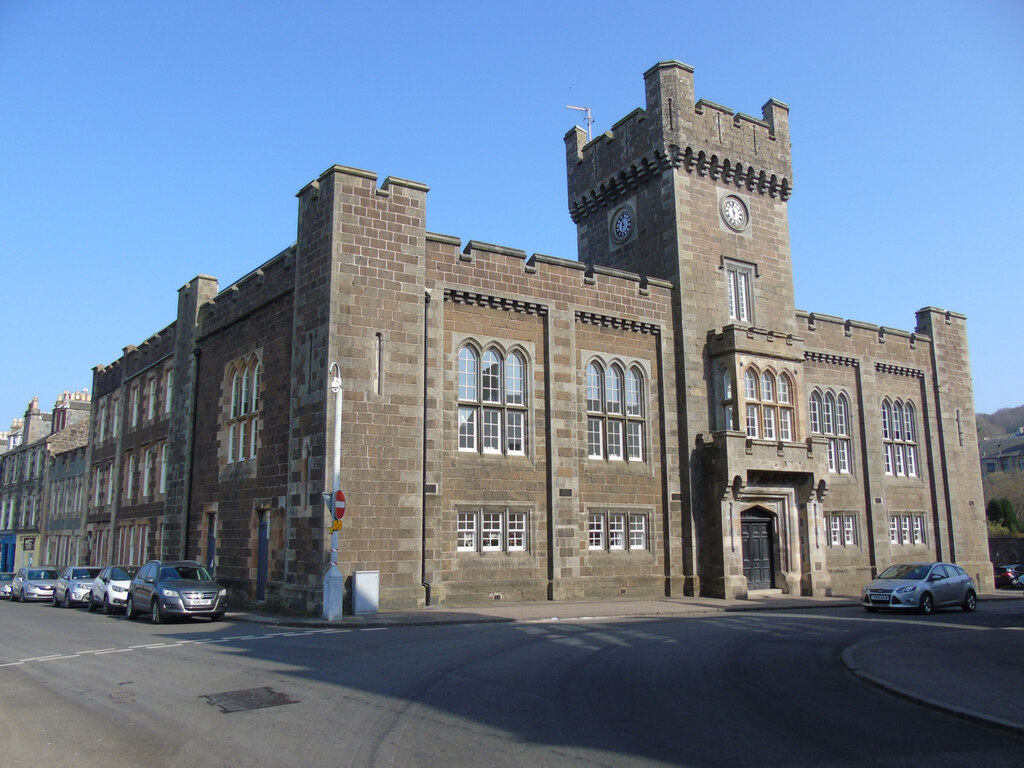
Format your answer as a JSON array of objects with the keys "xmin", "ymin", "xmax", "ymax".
[
  {"xmin": 109, "ymin": 691, "xmax": 134, "ymax": 702},
  {"xmin": 202, "ymin": 687, "xmax": 298, "ymax": 713}
]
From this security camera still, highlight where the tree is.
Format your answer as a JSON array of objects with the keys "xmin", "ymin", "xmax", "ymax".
[
  {"xmin": 986, "ymin": 497, "xmax": 1021, "ymax": 533},
  {"xmin": 976, "ymin": 404, "xmax": 1024, "ymax": 439},
  {"xmin": 983, "ymin": 471, "xmax": 1024, "ymax": 524}
]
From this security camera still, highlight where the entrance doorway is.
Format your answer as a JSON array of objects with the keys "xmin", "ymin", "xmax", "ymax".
[{"xmin": 741, "ymin": 513, "xmax": 774, "ymax": 590}]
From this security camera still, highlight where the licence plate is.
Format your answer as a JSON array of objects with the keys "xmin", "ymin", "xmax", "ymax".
[
  {"xmin": 191, "ymin": 599, "xmax": 212, "ymax": 607},
  {"xmin": 870, "ymin": 594, "xmax": 889, "ymax": 603}
]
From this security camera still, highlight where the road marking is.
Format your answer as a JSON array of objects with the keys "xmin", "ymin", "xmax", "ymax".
[{"xmin": 0, "ymin": 625, "xmax": 387, "ymax": 668}]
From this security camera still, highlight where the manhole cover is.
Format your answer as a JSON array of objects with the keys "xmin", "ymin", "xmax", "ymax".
[
  {"xmin": 109, "ymin": 692, "xmax": 134, "ymax": 702},
  {"xmin": 201, "ymin": 687, "xmax": 297, "ymax": 713}
]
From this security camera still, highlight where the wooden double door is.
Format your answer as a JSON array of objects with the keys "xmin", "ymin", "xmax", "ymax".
[{"xmin": 741, "ymin": 514, "xmax": 774, "ymax": 590}]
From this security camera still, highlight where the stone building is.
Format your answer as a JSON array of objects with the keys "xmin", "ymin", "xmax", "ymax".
[
  {"xmin": 1, "ymin": 418, "xmax": 24, "ymax": 454},
  {"xmin": 0, "ymin": 392, "xmax": 91, "ymax": 571},
  {"xmin": 85, "ymin": 60, "xmax": 990, "ymax": 612},
  {"xmin": 980, "ymin": 429, "xmax": 1024, "ymax": 479}
]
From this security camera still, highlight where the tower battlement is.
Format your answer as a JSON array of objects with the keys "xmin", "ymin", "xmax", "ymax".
[{"xmin": 566, "ymin": 60, "xmax": 792, "ymax": 224}]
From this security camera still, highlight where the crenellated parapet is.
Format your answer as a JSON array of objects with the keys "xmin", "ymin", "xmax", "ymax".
[
  {"xmin": 566, "ymin": 60, "xmax": 792, "ymax": 223},
  {"xmin": 426, "ymin": 232, "xmax": 674, "ymax": 305}
]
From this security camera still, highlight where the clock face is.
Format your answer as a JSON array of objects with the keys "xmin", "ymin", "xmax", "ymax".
[
  {"xmin": 613, "ymin": 209, "xmax": 633, "ymax": 241},
  {"xmin": 721, "ymin": 195, "xmax": 748, "ymax": 231}
]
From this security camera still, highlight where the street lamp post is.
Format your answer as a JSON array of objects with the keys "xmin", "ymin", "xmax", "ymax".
[{"xmin": 322, "ymin": 362, "xmax": 345, "ymax": 620}]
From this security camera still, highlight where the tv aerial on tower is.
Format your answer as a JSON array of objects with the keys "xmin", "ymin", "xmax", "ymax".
[{"xmin": 566, "ymin": 104, "xmax": 594, "ymax": 142}]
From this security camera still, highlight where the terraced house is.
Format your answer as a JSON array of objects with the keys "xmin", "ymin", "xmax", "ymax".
[
  {"xmin": 82, "ymin": 61, "xmax": 990, "ymax": 613},
  {"xmin": 0, "ymin": 392, "xmax": 91, "ymax": 572}
]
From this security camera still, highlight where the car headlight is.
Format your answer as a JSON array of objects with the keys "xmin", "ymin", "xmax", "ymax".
[
  {"xmin": 896, "ymin": 585, "xmax": 918, "ymax": 594},
  {"xmin": 159, "ymin": 587, "xmax": 180, "ymax": 599},
  {"xmin": 110, "ymin": 584, "xmax": 127, "ymax": 594},
  {"xmin": 218, "ymin": 589, "xmax": 227, "ymax": 597}
]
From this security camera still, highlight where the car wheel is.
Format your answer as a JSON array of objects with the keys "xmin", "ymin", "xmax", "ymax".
[
  {"xmin": 210, "ymin": 613, "xmax": 224, "ymax": 622},
  {"xmin": 125, "ymin": 596, "xmax": 137, "ymax": 620},
  {"xmin": 88, "ymin": 595, "xmax": 97, "ymax": 613},
  {"xmin": 10, "ymin": 589, "xmax": 17, "ymax": 602},
  {"xmin": 52, "ymin": 592, "xmax": 60, "ymax": 607},
  {"xmin": 64, "ymin": 591, "xmax": 72, "ymax": 609},
  {"xmin": 151, "ymin": 600, "xmax": 162, "ymax": 625},
  {"xmin": 962, "ymin": 590, "xmax": 977, "ymax": 612},
  {"xmin": 919, "ymin": 593, "xmax": 934, "ymax": 615},
  {"xmin": 103, "ymin": 595, "xmax": 113, "ymax": 616}
]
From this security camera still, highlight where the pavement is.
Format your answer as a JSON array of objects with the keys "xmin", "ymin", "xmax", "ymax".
[{"xmin": 225, "ymin": 590, "xmax": 1024, "ymax": 736}]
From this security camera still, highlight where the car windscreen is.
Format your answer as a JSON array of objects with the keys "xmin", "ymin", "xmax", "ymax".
[
  {"xmin": 110, "ymin": 566, "xmax": 138, "ymax": 580},
  {"xmin": 28, "ymin": 569, "xmax": 59, "ymax": 580},
  {"xmin": 161, "ymin": 565, "xmax": 213, "ymax": 581},
  {"xmin": 0, "ymin": 574, "xmax": 12, "ymax": 581},
  {"xmin": 73, "ymin": 568, "xmax": 101, "ymax": 579},
  {"xmin": 877, "ymin": 564, "xmax": 930, "ymax": 580}
]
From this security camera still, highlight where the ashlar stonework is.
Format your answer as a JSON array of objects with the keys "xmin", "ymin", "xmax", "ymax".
[{"xmin": 80, "ymin": 61, "xmax": 989, "ymax": 614}]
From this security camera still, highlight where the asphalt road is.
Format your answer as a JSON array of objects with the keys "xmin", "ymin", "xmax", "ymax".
[{"xmin": 2, "ymin": 599, "xmax": 1023, "ymax": 767}]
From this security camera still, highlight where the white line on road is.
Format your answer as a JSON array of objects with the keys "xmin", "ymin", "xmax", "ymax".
[{"xmin": 0, "ymin": 625, "xmax": 387, "ymax": 668}]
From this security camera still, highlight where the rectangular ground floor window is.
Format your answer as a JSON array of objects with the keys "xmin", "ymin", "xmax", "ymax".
[
  {"xmin": 457, "ymin": 508, "xmax": 529, "ymax": 553},
  {"xmin": 827, "ymin": 514, "xmax": 858, "ymax": 547},
  {"xmin": 588, "ymin": 511, "xmax": 648, "ymax": 551},
  {"xmin": 889, "ymin": 514, "xmax": 926, "ymax": 545}
]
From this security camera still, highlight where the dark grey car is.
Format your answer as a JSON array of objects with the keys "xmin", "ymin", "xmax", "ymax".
[{"xmin": 125, "ymin": 560, "xmax": 227, "ymax": 623}]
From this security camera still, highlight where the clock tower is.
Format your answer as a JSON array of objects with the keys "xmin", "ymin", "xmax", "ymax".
[{"xmin": 565, "ymin": 61, "xmax": 828, "ymax": 598}]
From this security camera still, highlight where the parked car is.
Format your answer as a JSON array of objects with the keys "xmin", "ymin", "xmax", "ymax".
[
  {"xmin": 53, "ymin": 566, "xmax": 103, "ymax": 608},
  {"xmin": 89, "ymin": 565, "xmax": 139, "ymax": 614},
  {"xmin": 10, "ymin": 566, "xmax": 60, "ymax": 602},
  {"xmin": 0, "ymin": 572, "xmax": 13, "ymax": 598},
  {"xmin": 862, "ymin": 561, "xmax": 976, "ymax": 614},
  {"xmin": 125, "ymin": 560, "xmax": 227, "ymax": 623},
  {"xmin": 993, "ymin": 564, "xmax": 1024, "ymax": 589}
]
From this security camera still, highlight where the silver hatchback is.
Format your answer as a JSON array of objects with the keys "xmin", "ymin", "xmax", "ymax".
[
  {"xmin": 862, "ymin": 561, "xmax": 977, "ymax": 615},
  {"xmin": 54, "ymin": 566, "xmax": 103, "ymax": 607},
  {"xmin": 10, "ymin": 566, "xmax": 60, "ymax": 602}
]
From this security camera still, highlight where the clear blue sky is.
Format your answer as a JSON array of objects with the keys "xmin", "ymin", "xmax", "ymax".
[{"xmin": 2, "ymin": 1, "xmax": 1022, "ymax": 427}]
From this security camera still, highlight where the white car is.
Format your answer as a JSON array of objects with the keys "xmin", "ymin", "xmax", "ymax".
[{"xmin": 89, "ymin": 565, "xmax": 139, "ymax": 614}]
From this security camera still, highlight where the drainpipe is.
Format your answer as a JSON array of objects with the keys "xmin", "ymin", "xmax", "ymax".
[
  {"xmin": 421, "ymin": 290, "xmax": 432, "ymax": 606},
  {"xmin": 180, "ymin": 347, "xmax": 201, "ymax": 560}
]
